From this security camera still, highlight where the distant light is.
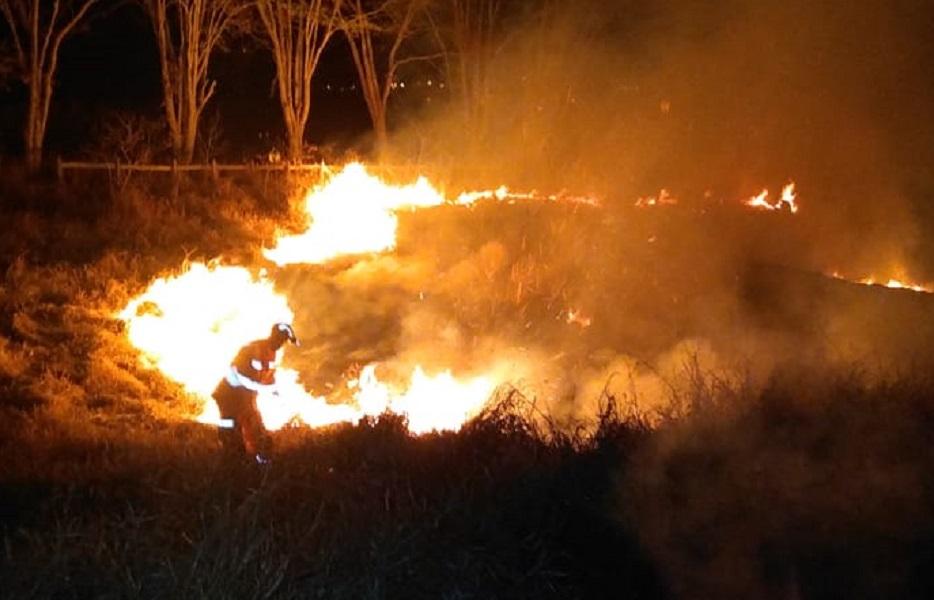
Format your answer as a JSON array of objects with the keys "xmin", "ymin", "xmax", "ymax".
[
  {"xmin": 427, "ymin": 79, "xmax": 433, "ymax": 87},
  {"xmin": 400, "ymin": 81, "xmax": 406, "ymax": 89}
]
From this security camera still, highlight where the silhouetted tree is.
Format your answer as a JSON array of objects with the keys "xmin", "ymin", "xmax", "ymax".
[
  {"xmin": 429, "ymin": 0, "xmax": 502, "ymax": 136},
  {"xmin": 0, "ymin": 0, "xmax": 99, "ymax": 171},
  {"xmin": 141, "ymin": 0, "xmax": 244, "ymax": 163},
  {"xmin": 340, "ymin": 0, "xmax": 431, "ymax": 155},
  {"xmin": 254, "ymin": 0, "xmax": 343, "ymax": 163},
  {"xmin": 0, "ymin": 45, "xmax": 16, "ymax": 85}
]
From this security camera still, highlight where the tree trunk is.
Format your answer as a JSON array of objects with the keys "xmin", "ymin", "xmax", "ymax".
[
  {"xmin": 373, "ymin": 110, "xmax": 388, "ymax": 157},
  {"xmin": 342, "ymin": 0, "xmax": 420, "ymax": 159},
  {"xmin": 256, "ymin": 0, "xmax": 341, "ymax": 167},
  {"xmin": 2, "ymin": 0, "xmax": 99, "ymax": 173},
  {"xmin": 182, "ymin": 115, "xmax": 198, "ymax": 164},
  {"xmin": 144, "ymin": 0, "xmax": 236, "ymax": 165},
  {"xmin": 24, "ymin": 14, "xmax": 43, "ymax": 173},
  {"xmin": 24, "ymin": 67, "xmax": 52, "ymax": 173},
  {"xmin": 169, "ymin": 130, "xmax": 183, "ymax": 164},
  {"xmin": 25, "ymin": 81, "xmax": 42, "ymax": 172},
  {"xmin": 283, "ymin": 105, "xmax": 305, "ymax": 163},
  {"xmin": 286, "ymin": 123, "xmax": 304, "ymax": 163}
]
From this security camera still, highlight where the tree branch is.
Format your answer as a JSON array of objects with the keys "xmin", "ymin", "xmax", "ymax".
[{"xmin": 0, "ymin": 1, "xmax": 26, "ymax": 71}]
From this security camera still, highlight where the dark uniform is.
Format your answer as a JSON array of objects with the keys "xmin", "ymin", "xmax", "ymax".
[{"xmin": 212, "ymin": 323, "xmax": 298, "ymax": 462}]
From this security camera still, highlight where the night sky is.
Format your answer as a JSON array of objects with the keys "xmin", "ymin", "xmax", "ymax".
[
  {"xmin": 3, "ymin": 0, "xmax": 934, "ymax": 184},
  {"xmin": 1, "ymin": 2, "xmax": 374, "ymax": 159}
]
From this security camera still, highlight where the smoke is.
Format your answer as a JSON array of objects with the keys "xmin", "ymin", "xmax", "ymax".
[
  {"xmin": 265, "ymin": 183, "xmax": 925, "ymax": 433},
  {"xmin": 257, "ymin": 4, "xmax": 934, "ymax": 591},
  {"xmin": 254, "ymin": 0, "xmax": 934, "ymax": 426},
  {"xmin": 267, "ymin": 188, "xmax": 933, "ymax": 431},
  {"xmin": 388, "ymin": 0, "xmax": 934, "ymax": 277}
]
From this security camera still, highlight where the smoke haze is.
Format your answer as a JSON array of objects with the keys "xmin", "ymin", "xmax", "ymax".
[
  {"xmin": 266, "ymin": 0, "xmax": 934, "ymax": 425},
  {"xmin": 390, "ymin": 0, "xmax": 934, "ymax": 277}
]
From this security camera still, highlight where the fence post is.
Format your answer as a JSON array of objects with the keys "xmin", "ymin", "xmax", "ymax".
[
  {"xmin": 211, "ymin": 159, "xmax": 219, "ymax": 182},
  {"xmin": 56, "ymin": 156, "xmax": 64, "ymax": 182},
  {"xmin": 171, "ymin": 159, "xmax": 179, "ymax": 200}
]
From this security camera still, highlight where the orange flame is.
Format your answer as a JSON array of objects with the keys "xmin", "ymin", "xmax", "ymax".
[
  {"xmin": 119, "ymin": 164, "xmax": 598, "ymax": 433},
  {"xmin": 829, "ymin": 270, "xmax": 932, "ymax": 293},
  {"xmin": 264, "ymin": 163, "xmax": 449, "ymax": 265},
  {"xmin": 456, "ymin": 185, "xmax": 599, "ymax": 206},
  {"xmin": 565, "ymin": 308, "xmax": 592, "ymax": 328},
  {"xmin": 351, "ymin": 364, "xmax": 498, "ymax": 435},
  {"xmin": 118, "ymin": 263, "xmax": 293, "ymax": 402},
  {"xmin": 264, "ymin": 163, "xmax": 599, "ymax": 266},
  {"xmin": 855, "ymin": 277, "xmax": 931, "ymax": 293},
  {"xmin": 635, "ymin": 188, "xmax": 678, "ymax": 207},
  {"xmin": 118, "ymin": 262, "xmax": 505, "ymax": 433},
  {"xmin": 781, "ymin": 183, "xmax": 799, "ymax": 213},
  {"xmin": 744, "ymin": 183, "xmax": 798, "ymax": 213}
]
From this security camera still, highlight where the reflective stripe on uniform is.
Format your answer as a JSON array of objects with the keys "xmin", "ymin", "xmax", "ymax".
[
  {"xmin": 217, "ymin": 418, "xmax": 236, "ymax": 429},
  {"xmin": 226, "ymin": 366, "xmax": 244, "ymax": 388},
  {"xmin": 226, "ymin": 366, "xmax": 270, "ymax": 392}
]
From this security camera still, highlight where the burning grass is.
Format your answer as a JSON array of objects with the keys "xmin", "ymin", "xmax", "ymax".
[{"xmin": 2, "ymin": 172, "xmax": 934, "ymax": 597}]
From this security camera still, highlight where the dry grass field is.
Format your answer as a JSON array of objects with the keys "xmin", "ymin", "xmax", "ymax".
[{"xmin": 2, "ymin": 172, "xmax": 933, "ymax": 599}]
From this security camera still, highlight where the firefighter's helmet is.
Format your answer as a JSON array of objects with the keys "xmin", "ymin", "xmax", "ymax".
[{"xmin": 270, "ymin": 322, "xmax": 299, "ymax": 347}]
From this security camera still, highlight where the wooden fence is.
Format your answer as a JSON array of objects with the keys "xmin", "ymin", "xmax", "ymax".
[
  {"xmin": 56, "ymin": 159, "xmax": 327, "ymax": 181},
  {"xmin": 52, "ymin": 159, "xmax": 502, "ymax": 198},
  {"xmin": 53, "ymin": 159, "xmax": 442, "ymax": 187}
]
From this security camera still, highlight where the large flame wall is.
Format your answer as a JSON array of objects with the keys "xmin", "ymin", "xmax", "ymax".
[{"xmin": 119, "ymin": 163, "xmax": 934, "ymax": 436}]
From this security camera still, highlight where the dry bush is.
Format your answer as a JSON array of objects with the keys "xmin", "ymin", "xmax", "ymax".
[{"xmin": 86, "ymin": 111, "xmax": 172, "ymax": 192}]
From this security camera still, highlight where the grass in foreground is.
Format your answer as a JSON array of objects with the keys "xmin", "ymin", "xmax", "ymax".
[
  {"xmin": 4, "ymin": 372, "xmax": 934, "ymax": 599},
  {"xmin": 0, "ymin": 395, "xmax": 661, "ymax": 598}
]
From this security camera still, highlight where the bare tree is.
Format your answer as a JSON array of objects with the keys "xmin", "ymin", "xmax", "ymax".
[
  {"xmin": 141, "ymin": 0, "xmax": 244, "ymax": 164},
  {"xmin": 255, "ymin": 0, "xmax": 343, "ymax": 163},
  {"xmin": 0, "ymin": 0, "xmax": 99, "ymax": 171},
  {"xmin": 0, "ymin": 44, "xmax": 17, "ymax": 86},
  {"xmin": 430, "ymin": 0, "xmax": 501, "ymax": 135},
  {"xmin": 340, "ymin": 0, "xmax": 429, "ymax": 154}
]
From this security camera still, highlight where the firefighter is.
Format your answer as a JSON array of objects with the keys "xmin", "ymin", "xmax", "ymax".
[{"xmin": 212, "ymin": 323, "xmax": 299, "ymax": 464}]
